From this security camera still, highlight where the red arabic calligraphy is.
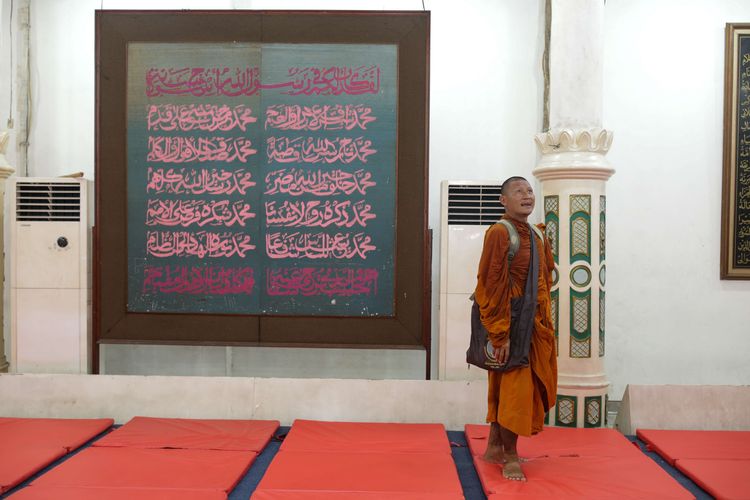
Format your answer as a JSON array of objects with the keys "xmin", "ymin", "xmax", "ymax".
[
  {"xmin": 147, "ymin": 136, "xmax": 257, "ymax": 164},
  {"xmin": 265, "ymin": 168, "xmax": 376, "ymax": 196},
  {"xmin": 266, "ymin": 231, "xmax": 376, "ymax": 259},
  {"xmin": 146, "ymin": 65, "xmax": 380, "ymax": 97},
  {"xmin": 264, "ymin": 104, "xmax": 376, "ymax": 131},
  {"xmin": 147, "ymin": 167, "xmax": 256, "ymax": 195},
  {"xmin": 267, "ymin": 136, "xmax": 375, "ymax": 164},
  {"xmin": 147, "ymin": 230, "xmax": 256, "ymax": 258},
  {"xmin": 266, "ymin": 267, "xmax": 379, "ymax": 297},
  {"xmin": 266, "ymin": 199, "xmax": 375, "ymax": 228},
  {"xmin": 147, "ymin": 104, "xmax": 257, "ymax": 132},
  {"xmin": 146, "ymin": 67, "xmax": 261, "ymax": 97},
  {"xmin": 142, "ymin": 265, "xmax": 255, "ymax": 295},
  {"xmin": 277, "ymin": 65, "xmax": 380, "ymax": 96},
  {"xmin": 146, "ymin": 199, "xmax": 256, "ymax": 228}
]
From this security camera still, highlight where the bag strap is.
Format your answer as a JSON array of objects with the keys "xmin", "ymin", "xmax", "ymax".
[
  {"xmin": 497, "ymin": 219, "xmax": 545, "ymax": 262},
  {"xmin": 529, "ymin": 224, "xmax": 545, "ymax": 249},
  {"xmin": 469, "ymin": 220, "xmax": 545, "ymax": 302},
  {"xmin": 497, "ymin": 219, "xmax": 520, "ymax": 261}
]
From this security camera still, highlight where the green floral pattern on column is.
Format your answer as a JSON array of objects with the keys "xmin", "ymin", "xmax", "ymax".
[
  {"xmin": 599, "ymin": 289, "xmax": 605, "ymax": 357},
  {"xmin": 551, "ymin": 289, "xmax": 559, "ymax": 354},
  {"xmin": 545, "ymin": 195, "xmax": 559, "ymax": 264},
  {"xmin": 555, "ymin": 395, "xmax": 577, "ymax": 427},
  {"xmin": 585, "ymin": 395, "xmax": 603, "ymax": 427},
  {"xmin": 599, "ymin": 195, "xmax": 606, "ymax": 260},
  {"xmin": 570, "ymin": 289, "xmax": 591, "ymax": 358},
  {"xmin": 570, "ymin": 195, "xmax": 591, "ymax": 264},
  {"xmin": 599, "ymin": 195, "xmax": 606, "ymax": 358}
]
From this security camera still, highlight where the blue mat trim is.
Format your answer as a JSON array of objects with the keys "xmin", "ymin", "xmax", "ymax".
[
  {"xmin": 447, "ymin": 430, "xmax": 487, "ymax": 500},
  {"xmin": 627, "ymin": 436, "xmax": 712, "ymax": 500},
  {"xmin": 0, "ymin": 424, "xmax": 118, "ymax": 498},
  {"xmin": 229, "ymin": 427, "xmax": 286, "ymax": 500}
]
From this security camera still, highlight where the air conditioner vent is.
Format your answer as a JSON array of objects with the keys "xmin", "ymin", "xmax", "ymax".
[
  {"xmin": 16, "ymin": 182, "xmax": 81, "ymax": 221},
  {"xmin": 447, "ymin": 184, "xmax": 504, "ymax": 225}
]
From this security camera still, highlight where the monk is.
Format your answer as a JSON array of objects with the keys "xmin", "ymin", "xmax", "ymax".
[{"xmin": 473, "ymin": 176, "xmax": 558, "ymax": 481}]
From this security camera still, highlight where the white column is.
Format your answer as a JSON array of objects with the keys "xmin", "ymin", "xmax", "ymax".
[
  {"xmin": 533, "ymin": 0, "xmax": 614, "ymax": 428},
  {"xmin": 0, "ymin": 131, "xmax": 16, "ymax": 372}
]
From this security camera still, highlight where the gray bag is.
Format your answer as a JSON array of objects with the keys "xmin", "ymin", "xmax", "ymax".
[{"xmin": 466, "ymin": 223, "xmax": 539, "ymax": 372}]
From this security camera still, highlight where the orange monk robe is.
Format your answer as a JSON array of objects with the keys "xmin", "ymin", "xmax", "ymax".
[{"xmin": 474, "ymin": 216, "xmax": 558, "ymax": 437}]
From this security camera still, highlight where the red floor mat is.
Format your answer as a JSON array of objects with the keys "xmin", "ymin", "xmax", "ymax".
[
  {"xmin": 94, "ymin": 417, "xmax": 279, "ymax": 452},
  {"xmin": 0, "ymin": 417, "xmax": 114, "ymax": 493},
  {"xmin": 474, "ymin": 454, "xmax": 693, "ymax": 499},
  {"xmin": 252, "ymin": 451, "xmax": 463, "ymax": 498},
  {"xmin": 465, "ymin": 424, "xmax": 642, "ymax": 459},
  {"xmin": 676, "ymin": 459, "xmax": 750, "ymax": 500},
  {"xmin": 8, "ymin": 485, "xmax": 227, "ymax": 500},
  {"xmin": 253, "ymin": 492, "xmax": 463, "ymax": 499},
  {"xmin": 280, "ymin": 420, "xmax": 451, "ymax": 454},
  {"xmin": 636, "ymin": 429, "xmax": 750, "ymax": 465},
  {"xmin": 0, "ymin": 447, "xmax": 66, "ymax": 494},
  {"xmin": 32, "ymin": 447, "xmax": 255, "ymax": 492},
  {"xmin": 0, "ymin": 417, "xmax": 113, "ymax": 452}
]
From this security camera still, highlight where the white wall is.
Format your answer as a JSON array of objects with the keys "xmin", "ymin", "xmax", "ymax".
[
  {"xmin": 603, "ymin": 0, "xmax": 750, "ymax": 396},
  {"xmin": 0, "ymin": 0, "xmax": 545, "ymax": 381},
  {"xmin": 0, "ymin": 372, "xmax": 489, "ymax": 430},
  {"xmin": 1, "ymin": 0, "xmax": 748, "ymax": 400},
  {"xmin": 0, "ymin": 0, "xmax": 16, "ymax": 165}
]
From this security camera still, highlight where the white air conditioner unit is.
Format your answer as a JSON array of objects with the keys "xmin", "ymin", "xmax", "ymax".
[
  {"xmin": 438, "ymin": 180, "xmax": 503, "ymax": 380},
  {"xmin": 7, "ymin": 177, "xmax": 91, "ymax": 373}
]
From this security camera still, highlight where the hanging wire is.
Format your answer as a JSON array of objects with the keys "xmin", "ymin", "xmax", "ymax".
[{"xmin": 22, "ymin": 0, "xmax": 31, "ymax": 175}]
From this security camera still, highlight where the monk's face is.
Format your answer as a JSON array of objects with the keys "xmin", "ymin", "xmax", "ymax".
[{"xmin": 500, "ymin": 180, "xmax": 535, "ymax": 220}]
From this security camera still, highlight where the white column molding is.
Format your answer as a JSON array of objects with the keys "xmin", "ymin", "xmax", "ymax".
[{"xmin": 534, "ymin": 128, "xmax": 615, "ymax": 179}]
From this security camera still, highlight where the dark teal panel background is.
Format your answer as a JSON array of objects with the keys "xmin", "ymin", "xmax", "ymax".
[{"xmin": 127, "ymin": 43, "xmax": 396, "ymax": 316}]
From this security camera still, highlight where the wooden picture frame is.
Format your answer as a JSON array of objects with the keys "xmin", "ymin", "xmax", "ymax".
[
  {"xmin": 94, "ymin": 11, "xmax": 431, "ymax": 361},
  {"xmin": 722, "ymin": 23, "xmax": 750, "ymax": 279}
]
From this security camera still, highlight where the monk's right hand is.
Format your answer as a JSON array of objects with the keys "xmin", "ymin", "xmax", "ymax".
[{"xmin": 494, "ymin": 340, "xmax": 510, "ymax": 365}]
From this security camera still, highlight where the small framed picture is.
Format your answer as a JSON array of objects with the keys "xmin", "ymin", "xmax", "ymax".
[{"xmin": 721, "ymin": 23, "xmax": 750, "ymax": 279}]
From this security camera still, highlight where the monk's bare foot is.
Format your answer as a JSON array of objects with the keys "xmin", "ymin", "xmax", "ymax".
[
  {"xmin": 482, "ymin": 444, "xmax": 504, "ymax": 464},
  {"xmin": 502, "ymin": 453, "xmax": 526, "ymax": 482}
]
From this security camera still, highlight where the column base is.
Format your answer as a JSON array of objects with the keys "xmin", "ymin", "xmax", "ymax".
[
  {"xmin": 549, "ymin": 376, "xmax": 610, "ymax": 428},
  {"xmin": 549, "ymin": 388, "xmax": 609, "ymax": 429}
]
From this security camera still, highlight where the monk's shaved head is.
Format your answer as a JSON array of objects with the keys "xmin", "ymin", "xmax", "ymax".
[{"xmin": 500, "ymin": 176, "xmax": 528, "ymax": 195}]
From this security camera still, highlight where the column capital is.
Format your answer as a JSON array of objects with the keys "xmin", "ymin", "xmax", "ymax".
[{"xmin": 533, "ymin": 128, "xmax": 615, "ymax": 181}]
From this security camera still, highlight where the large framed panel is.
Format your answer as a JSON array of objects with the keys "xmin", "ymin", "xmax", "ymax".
[{"xmin": 95, "ymin": 11, "xmax": 429, "ymax": 351}]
